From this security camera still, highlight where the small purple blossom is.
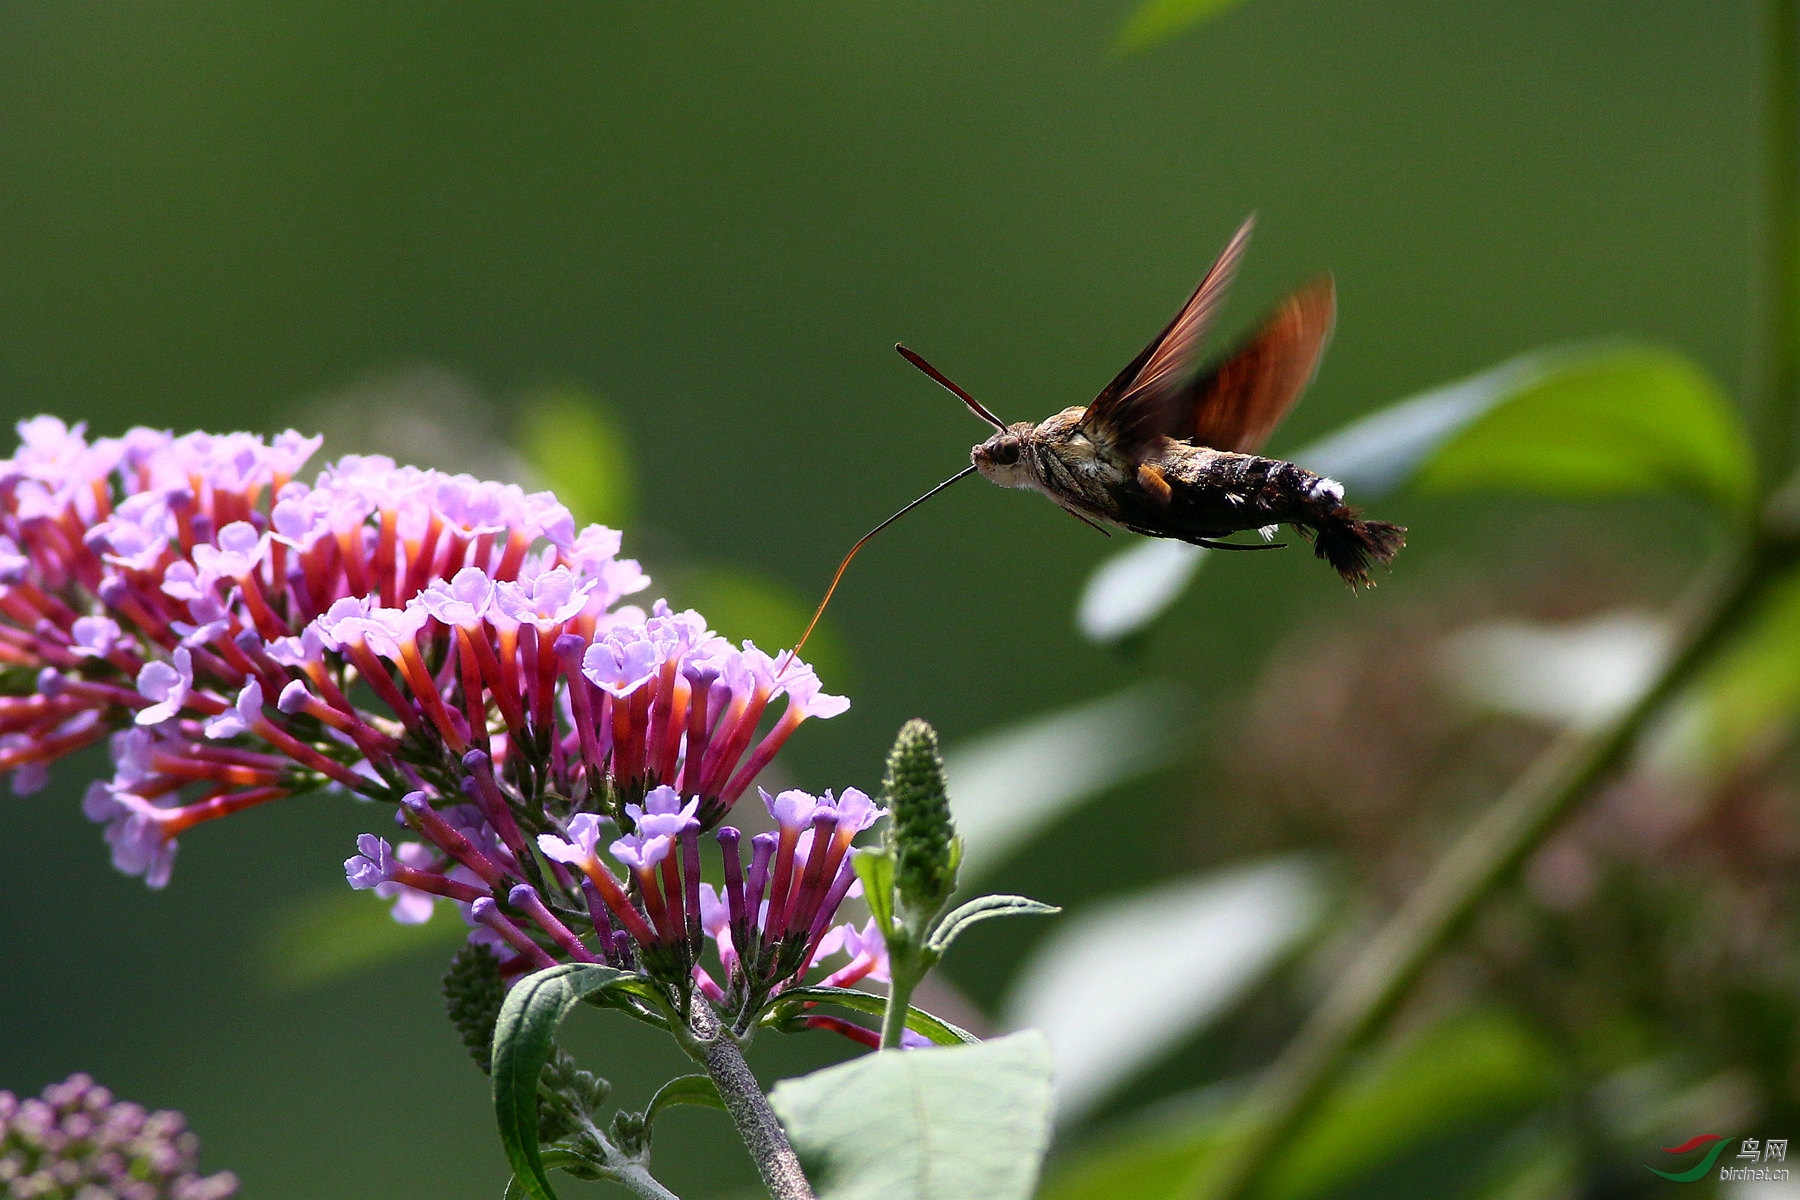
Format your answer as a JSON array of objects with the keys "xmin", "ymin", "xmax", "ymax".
[
  {"xmin": 610, "ymin": 831, "xmax": 675, "ymax": 873},
  {"xmin": 538, "ymin": 812, "xmax": 608, "ymax": 868},
  {"xmin": 625, "ymin": 785, "xmax": 700, "ymax": 838},
  {"xmin": 416, "ymin": 567, "xmax": 495, "ymax": 627},
  {"xmin": 203, "ymin": 679, "xmax": 263, "ymax": 740},
  {"xmin": 69, "ymin": 615, "xmax": 124, "ymax": 659},
  {"xmin": 134, "ymin": 649, "xmax": 194, "ymax": 727}
]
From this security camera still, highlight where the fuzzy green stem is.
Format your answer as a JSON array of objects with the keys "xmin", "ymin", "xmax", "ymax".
[
  {"xmin": 1192, "ymin": 535, "xmax": 1796, "ymax": 1200},
  {"xmin": 685, "ymin": 1005, "xmax": 815, "ymax": 1200},
  {"xmin": 598, "ymin": 1149, "xmax": 682, "ymax": 1200}
]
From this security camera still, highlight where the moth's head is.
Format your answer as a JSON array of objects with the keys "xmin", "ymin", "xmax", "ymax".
[{"xmin": 971, "ymin": 422, "xmax": 1038, "ymax": 488}]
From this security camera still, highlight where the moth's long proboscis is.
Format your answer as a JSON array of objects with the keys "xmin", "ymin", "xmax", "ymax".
[{"xmin": 782, "ymin": 464, "xmax": 979, "ymax": 670}]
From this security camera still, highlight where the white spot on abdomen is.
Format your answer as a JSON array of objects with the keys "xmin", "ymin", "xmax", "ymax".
[{"xmin": 1308, "ymin": 477, "xmax": 1345, "ymax": 505}]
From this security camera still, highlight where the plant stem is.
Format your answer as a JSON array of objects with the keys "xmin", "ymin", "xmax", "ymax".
[
  {"xmin": 685, "ymin": 1004, "xmax": 816, "ymax": 1200},
  {"xmin": 879, "ymin": 959, "xmax": 923, "ymax": 1050},
  {"xmin": 1761, "ymin": 0, "xmax": 1800, "ymax": 484},
  {"xmin": 605, "ymin": 1156, "xmax": 682, "ymax": 1200},
  {"xmin": 1191, "ymin": 537, "xmax": 1794, "ymax": 1200}
]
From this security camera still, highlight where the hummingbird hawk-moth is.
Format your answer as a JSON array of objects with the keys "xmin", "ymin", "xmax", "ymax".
[
  {"xmin": 899, "ymin": 215, "xmax": 1405, "ymax": 588},
  {"xmin": 785, "ymin": 217, "xmax": 1404, "ymax": 659}
]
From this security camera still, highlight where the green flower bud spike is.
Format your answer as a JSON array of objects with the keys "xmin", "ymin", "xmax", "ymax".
[
  {"xmin": 870, "ymin": 717, "xmax": 1059, "ymax": 1051},
  {"xmin": 884, "ymin": 718, "xmax": 960, "ymax": 931}
]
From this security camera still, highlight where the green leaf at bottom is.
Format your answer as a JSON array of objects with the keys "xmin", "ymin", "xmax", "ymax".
[{"xmin": 769, "ymin": 1030, "xmax": 1054, "ymax": 1200}]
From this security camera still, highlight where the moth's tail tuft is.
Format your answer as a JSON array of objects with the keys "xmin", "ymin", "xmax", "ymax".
[{"xmin": 1311, "ymin": 509, "xmax": 1405, "ymax": 589}]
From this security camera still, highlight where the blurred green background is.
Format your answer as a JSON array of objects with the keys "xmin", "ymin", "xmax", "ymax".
[{"xmin": 0, "ymin": 2, "xmax": 1782, "ymax": 1197}]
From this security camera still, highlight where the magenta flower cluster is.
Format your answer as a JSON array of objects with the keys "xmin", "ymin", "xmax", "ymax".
[
  {"xmin": 0, "ymin": 1074, "xmax": 238, "ymax": 1200},
  {"xmin": 0, "ymin": 417, "xmax": 886, "ymax": 1023}
]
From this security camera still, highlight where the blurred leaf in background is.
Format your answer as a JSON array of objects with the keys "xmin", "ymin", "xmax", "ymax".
[
  {"xmin": 1301, "ymin": 343, "xmax": 1754, "ymax": 515},
  {"xmin": 516, "ymin": 386, "xmax": 636, "ymax": 530},
  {"xmin": 1115, "ymin": 0, "xmax": 1252, "ymax": 56},
  {"xmin": 1002, "ymin": 858, "xmax": 1326, "ymax": 1124},
  {"xmin": 944, "ymin": 684, "xmax": 1186, "ymax": 883},
  {"xmin": 253, "ymin": 889, "xmax": 468, "ymax": 992},
  {"xmin": 1041, "ymin": 1011, "xmax": 1564, "ymax": 1200}
]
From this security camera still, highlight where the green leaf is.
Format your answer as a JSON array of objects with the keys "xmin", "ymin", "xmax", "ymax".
[
  {"xmin": 1114, "ymin": 0, "xmax": 1250, "ymax": 55},
  {"xmin": 643, "ymin": 1074, "xmax": 725, "ymax": 1129},
  {"xmin": 926, "ymin": 894, "xmax": 1059, "ymax": 959},
  {"xmin": 1298, "ymin": 343, "xmax": 1754, "ymax": 516},
  {"xmin": 252, "ymin": 888, "xmax": 468, "ymax": 991},
  {"xmin": 769, "ymin": 1031, "xmax": 1054, "ymax": 1200},
  {"xmin": 517, "ymin": 387, "xmax": 635, "ymax": 529},
  {"xmin": 853, "ymin": 848, "xmax": 897, "ymax": 937},
  {"xmin": 768, "ymin": 985, "xmax": 979, "ymax": 1046},
  {"xmin": 1038, "ymin": 1010, "xmax": 1561, "ymax": 1200},
  {"xmin": 1002, "ymin": 858, "xmax": 1323, "ymax": 1123},
  {"xmin": 1076, "ymin": 538, "xmax": 1209, "ymax": 644},
  {"xmin": 491, "ymin": 964, "xmax": 633, "ymax": 1200},
  {"xmin": 945, "ymin": 684, "xmax": 1184, "ymax": 882}
]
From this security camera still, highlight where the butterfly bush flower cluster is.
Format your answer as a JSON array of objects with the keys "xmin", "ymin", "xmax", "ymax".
[
  {"xmin": 0, "ymin": 1074, "xmax": 238, "ymax": 1200},
  {"xmin": 0, "ymin": 416, "xmax": 888, "ymax": 1024}
]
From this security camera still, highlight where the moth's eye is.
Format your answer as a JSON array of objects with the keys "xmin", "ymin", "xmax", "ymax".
[{"xmin": 989, "ymin": 438, "xmax": 1021, "ymax": 465}]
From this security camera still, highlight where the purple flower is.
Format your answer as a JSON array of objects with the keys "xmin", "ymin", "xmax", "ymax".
[
  {"xmin": 494, "ymin": 565, "xmax": 596, "ymax": 626},
  {"xmin": 345, "ymin": 832, "xmax": 398, "ymax": 890},
  {"xmin": 763, "ymin": 788, "xmax": 822, "ymax": 834},
  {"xmin": 823, "ymin": 917, "xmax": 892, "ymax": 985},
  {"xmin": 358, "ymin": 605, "xmax": 429, "ymax": 658},
  {"xmin": 345, "ymin": 835, "xmax": 441, "ymax": 923},
  {"xmin": 823, "ymin": 787, "xmax": 884, "ymax": 835},
  {"xmin": 519, "ymin": 491, "xmax": 576, "ymax": 548},
  {"xmin": 625, "ymin": 785, "xmax": 700, "ymax": 838},
  {"xmin": 172, "ymin": 592, "xmax": 233, "ymax": 648},
  {"xmin": 265, "ymin": 626, "xmax": 325, "ymax": 667},
  {"xmin": 134, "ymin": 649, "xmax": 193, "ymax": 726},
  {"xmin": 610, "ymin": 830, "xmax": 674, "ymax": 873},
  {"xmin": 776, "ymin": 668, "xmax": 851, "ymax": 721},
  {"xmin": 582, "ymin": 634, "xmax": 661, "ymax": 697},
  {"xmin": 538, "ymin": 812, "xmax": 608, "ymax": 868},
  {"xmin": 190, "ymin": 521, "xmax": 266, "ymax": 583},
  {"xmin": 0, "ymin": 1073, "xmax": 238, "ymax": 1200},
  {"xmin": 416, "ymin": 567, "xmax": 495, "ymax": 628},
  {"xmin": 69, "ymin": 615, "xmax": 123, "ymax": 659},
  {"xmin": 203, "ymin": 679, "xmax": 264, "ymax": 740},
  {"xmin": 83, "ymin": 785, "xmax": 179, "ymax": 889}
]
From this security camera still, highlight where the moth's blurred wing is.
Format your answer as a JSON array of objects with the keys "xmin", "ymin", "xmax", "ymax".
[
  {"xmin": 1182, "ymin": 274, "xmax": 1335, "ymax": 454},
  {"xmin": 1082, "ymin": 215, "xmax": 1255, "ymax": 459}
]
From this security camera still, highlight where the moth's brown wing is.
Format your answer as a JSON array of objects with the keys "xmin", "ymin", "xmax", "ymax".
[
  {"xmin": 1082, "ymin": 215, "xmax": 1255, "ymax": 459},
  {"xmin": 1182, "ymin": 274, "xmax": 1335, "ymax": 454}
]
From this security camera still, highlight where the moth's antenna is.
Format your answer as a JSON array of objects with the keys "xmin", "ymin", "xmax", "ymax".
[
  {"xmin": 782, "ymin": 464, "xmax": 979, "ymax": 668},
  {"xmin": 896, "ymin": 344, "xmax": 1008, "ymax": 430}
]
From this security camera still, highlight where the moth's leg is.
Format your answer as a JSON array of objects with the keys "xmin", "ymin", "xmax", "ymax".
[
  {"xmin": 1195, "ymin": 537, "xmax": 1287, "ymax": 552},
  {"xmin": 1063, "ymin": 508, "xmax": 1112, "ymax": 537}
]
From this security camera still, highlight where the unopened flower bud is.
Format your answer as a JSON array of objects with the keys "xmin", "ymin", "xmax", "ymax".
[
  {"xmin": 882, "ymin": 718, "xmax": 956, "ymax": 921},
  {"xmin": 441, "ymin": 942, "xmax": 505, "ymax": 1073}
]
